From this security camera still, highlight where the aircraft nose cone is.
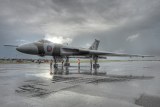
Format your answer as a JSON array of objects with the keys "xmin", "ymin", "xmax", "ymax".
[
  {"xmin": 16, "ymin": 43, "xmax": 38, "ymax": 55},
  {"xmin": 16, "ymin": 47, "xmax": 20, "ymax": 52}
]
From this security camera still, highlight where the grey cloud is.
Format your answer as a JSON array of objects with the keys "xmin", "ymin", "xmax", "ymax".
[{"xmin": 0, "ymin": 0, "xmax": 160, "ymax": 57}]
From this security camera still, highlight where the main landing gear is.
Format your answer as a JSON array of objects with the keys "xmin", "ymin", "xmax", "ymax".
[
  {"xmin": 53, "ymin": 56, "xmax": 70, "ymax": 69},
  {"xmin": 53, "ymin": 56, "xmax": 58, "ymax": 68},
  {"xmin": 91, "ymin": 56, "xmax": 100, "ymax": 69},
  {"xmin": 64, "ymin": 57, "xmax": 70, "ymax": 66}
]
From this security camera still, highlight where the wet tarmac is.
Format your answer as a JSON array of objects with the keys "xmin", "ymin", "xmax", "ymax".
[{"xmin": 0, "ymin": 61, "xmax": 160, "ymax": 107}]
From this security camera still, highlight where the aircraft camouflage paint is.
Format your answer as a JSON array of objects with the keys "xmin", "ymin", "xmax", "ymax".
[{"xmin": 4, "ymin": 39, "xmax": 152, "ymax": 68}]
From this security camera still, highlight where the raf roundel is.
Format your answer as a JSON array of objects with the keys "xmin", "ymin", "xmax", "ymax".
[{"xmin": 47, "ymin": 45, "xmax": 52, "ymax": 52}]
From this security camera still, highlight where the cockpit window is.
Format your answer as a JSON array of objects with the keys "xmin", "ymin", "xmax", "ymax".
[{"xmin": 38, "ymin": 39, "xmax": 52, "ymax": 43}]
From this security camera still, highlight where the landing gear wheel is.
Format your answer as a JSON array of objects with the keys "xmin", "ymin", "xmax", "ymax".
[
  {"xmin": 93, "ymin": 64, "xmax": 100, "ymax": 68},
  {"xmin": 54, "ymin": 64, "xmax": 58, "ymax": 68},
  {"xmin": 64, "ymin": 63, "xmax": 70, "ymax": 66}
]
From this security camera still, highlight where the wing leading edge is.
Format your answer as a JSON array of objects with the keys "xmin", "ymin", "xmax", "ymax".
[
  {"xmin": 62, "ymin": 47, "xmax": 153, "ymax": 57},
  {"xmin": 88, "ymin": 50, "xmax": 153, "ymax": 57}
]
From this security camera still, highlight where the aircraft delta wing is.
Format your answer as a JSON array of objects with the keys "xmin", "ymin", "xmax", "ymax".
[{"xmin": 61, "ymin": 46, "xmax": 152, "ymax": 57}]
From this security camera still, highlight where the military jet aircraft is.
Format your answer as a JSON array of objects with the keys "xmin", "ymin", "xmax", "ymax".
[{"xmin": 4, "ymin": 39, "xmax": 152, "ymax": 68}]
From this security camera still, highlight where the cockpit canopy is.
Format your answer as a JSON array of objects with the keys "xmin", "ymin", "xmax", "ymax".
[{"xmin": 37, "ymin": 39, "xmax": 52, "ymax": 43}]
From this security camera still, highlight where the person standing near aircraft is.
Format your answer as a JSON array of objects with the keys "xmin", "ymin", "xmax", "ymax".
[
  {"xmin": 62, "ymin": 59, "xmax": 64, "ymax": 69},
  {"xmin": 78, "ymin": 59, "xmax": 80, "ymax": 69},
  {"xmin": 50, "ymin": 59, "xmax": 53, "ymax": 74}
]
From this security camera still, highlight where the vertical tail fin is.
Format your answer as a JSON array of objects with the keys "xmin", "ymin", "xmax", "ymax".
[{"xmin": 89, "ymin": 39, "xmax": 100, "ymax": 50}]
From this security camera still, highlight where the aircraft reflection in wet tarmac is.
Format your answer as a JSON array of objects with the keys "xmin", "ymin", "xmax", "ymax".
[
  {"xmin": 16, "ymin": 65, "xmax": 154, "ymax": 97},
  {"xmin": 51, "ymin": 65, "xmax": 104, "ymax": 76},
  {"xmin": 47, "ymin": 66, "xmax": 154, "ymax": 89}
]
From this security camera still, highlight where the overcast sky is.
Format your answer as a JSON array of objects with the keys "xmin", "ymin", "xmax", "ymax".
[{"xmin": 0, "ymin": 0, "xmax": 160, "ymax": 58}]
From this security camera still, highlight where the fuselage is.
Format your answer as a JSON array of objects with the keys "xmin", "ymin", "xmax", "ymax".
[
  {"xmin": 15, "ymin": 39, "xmax": 149, "ymax": 59},
  {"xmin": 16, "ymin": 39, "xmax": 89, "ymax": 57}
]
